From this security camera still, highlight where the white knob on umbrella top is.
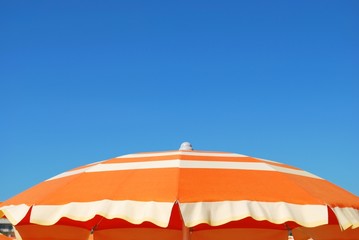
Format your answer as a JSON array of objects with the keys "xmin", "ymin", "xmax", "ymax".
[{"xmin": 179, "ymin": 142, "xmax": 193, "ymax": 151}]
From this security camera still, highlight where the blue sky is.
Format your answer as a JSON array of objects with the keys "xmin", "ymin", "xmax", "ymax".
[{"xmin": 1, "ymin": 1, "xmax": 358, "ymax": 201}]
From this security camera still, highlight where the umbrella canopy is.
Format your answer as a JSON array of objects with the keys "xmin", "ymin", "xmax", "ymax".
[
  {"xmin": 0, "ymin": 234, "xmax": 13, "ymax": 240},
  {"xmin": 1, "ymin": 142, "xmax": 359, "ymax": 240}
]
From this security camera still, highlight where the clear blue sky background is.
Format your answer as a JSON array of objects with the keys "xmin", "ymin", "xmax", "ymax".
[{"xmin": 1, "ymin": 1, "xmax": 358, "ymax": 201}]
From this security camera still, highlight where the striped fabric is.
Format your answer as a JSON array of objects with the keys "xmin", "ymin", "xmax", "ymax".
[{"xmin": 1, "ymin": 148, "xmax": 359, "ymax": 240}]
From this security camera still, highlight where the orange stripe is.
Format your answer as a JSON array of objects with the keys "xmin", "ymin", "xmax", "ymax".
[{"xmin": 6, "ymin": 167, "xmax": 358, "ymax": 207}]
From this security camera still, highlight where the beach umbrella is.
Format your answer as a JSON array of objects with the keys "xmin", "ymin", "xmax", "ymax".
[
  {"xmin": 0, "ymin": 234, "xmax": 14, "ymax": 240},
  {"xmin": 1, "ymin": 142, "xmax": 359, "ymax": 240}
]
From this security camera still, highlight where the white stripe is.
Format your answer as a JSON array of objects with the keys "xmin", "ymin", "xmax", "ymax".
[
  {"xmin": 332, "ymin": 207, "xmax": 359, "ymax": 230},
  {"xmin": 117, "ymin": 151, "xmax": 248, "ymax": 158},
  {"xmin": 29, "ymin": 200, "xmax": 173, "ymax": 227},
  {"xmin": 0, "ymin": 204, "xmax": 31, "ymax": 225},
  {"xmin": 180, "ymin": 201, "xmax": 328, "ymax": 227},
  {"xmin": 48, "ymin": 159, "xmax": 322, "ymax": 181},
  {"xmin": 270, "ymin": 165, "xmax": 321, "ymax": 179},
  {"xmin": 255, "ymin": 157, "xmax": 281, "ymax": 164},
  {"xmin": 46, "ymin": 166, "xmax": 93, "ymax": 181},
  {"xmin": 2, "ymin": 200, "xmax": 339, "ymax": 229},
  {"xmin": 92, "ymin": 160, "xmax": 321, "ymax": 179}
]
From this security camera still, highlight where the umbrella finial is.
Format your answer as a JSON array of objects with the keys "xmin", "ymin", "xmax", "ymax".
[{"xmin": 179, "ymin": 142, "xmax": 193, "ymax": 151}]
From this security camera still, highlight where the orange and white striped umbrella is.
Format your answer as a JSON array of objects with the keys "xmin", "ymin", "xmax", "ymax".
[{"xmin": 1, "ymin": 142, "xmax": 359, "ymax": 240}]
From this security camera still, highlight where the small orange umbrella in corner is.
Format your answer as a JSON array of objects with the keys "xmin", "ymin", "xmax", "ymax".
[
  {"xmin": 0, "ymin": 212, "xmax": 15, "ymax": 240},
  {"xmin": 0, "ymin": 234, "xmax": 14, "ymax": 240},
  {"xmin": 1, "ymin": 142, "xmax": 359, "ymax": 240}
]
